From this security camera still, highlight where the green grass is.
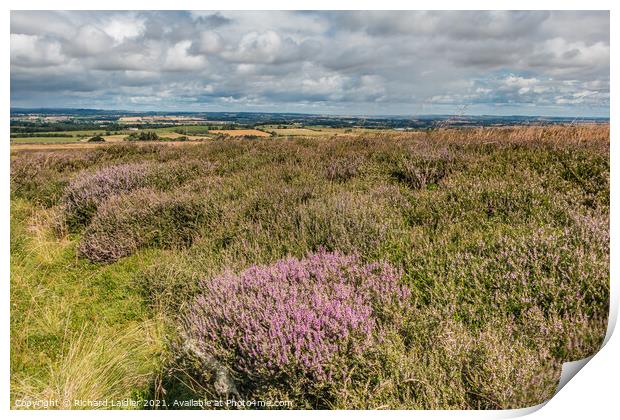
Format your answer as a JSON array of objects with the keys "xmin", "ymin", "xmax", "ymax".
[
  {"xmin": 153, "ymin": 125, "xmax": 216, "ymax": 135},
  {"xmin": 10, "ymin": 199, "xmax": 165, "ymax": 408},
  {"xmin": 10, "ymin": 126, "xmax": 609, "ymax": 409}
]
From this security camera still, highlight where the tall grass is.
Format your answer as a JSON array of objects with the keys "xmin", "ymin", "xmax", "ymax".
[{"xmin": 13, "ymin": 322, "xmax": 164, "ymax": 409}]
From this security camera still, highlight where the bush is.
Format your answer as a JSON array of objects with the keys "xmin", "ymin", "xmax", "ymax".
[
  {"xmin": 61, "ymin": 160, "xmax": 214, "ymax": 229},
  {"xmin": 61, "ymin": 162, "xmax": 154, "ymax": 228},
  {"xmin": 391, "ymin": 151, "xmax": 453, "ymax": 190},
  {"xmin": 10, "ymin": 151, "xmax": 99, "ymax": 206},
  {"xmin": 127, "ymin": 131, "xmax": 159, "ymax": 141},
  {"xmin": 87, "ymin": 135, "xmax": 105, "ymax": 143},
  {"xmin": 180, "ymin": 251, "xmax": 411, "ymax": 394},
  {"xmin": 78, "ymin": 188, "xmax": 210, "ymax": 263},
  {"xmin": 323, "ymin": 157, "xmax": 361, "ymax": 182},
  {"xmin": 298, "ymin": 192, "xmax": 400, "ymax": 258}
]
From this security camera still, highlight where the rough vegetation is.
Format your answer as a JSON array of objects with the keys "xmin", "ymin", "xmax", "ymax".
[
  {"xmin": 181, "ymin": 251, "xmax": 411, "ymax": 391},
  {"xmin": 10, "ymin": 126, "xmax": 610, "ymax": 409}
]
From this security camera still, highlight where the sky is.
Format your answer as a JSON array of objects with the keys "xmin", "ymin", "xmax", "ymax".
[{"xmin": 10, "ymin": 11, "xmax": 610, "ymax": 117}]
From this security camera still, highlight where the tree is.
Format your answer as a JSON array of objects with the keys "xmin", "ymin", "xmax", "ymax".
[
  {"xmin": 87, "ymin": 135, "xmax": 105, "ymax": 143},
  {"xmin": 127, "ymin": 131, "xmax": 159, "ymax": 141}
]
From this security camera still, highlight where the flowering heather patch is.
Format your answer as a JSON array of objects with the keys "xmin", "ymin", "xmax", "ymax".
[
  {"xmin": 324, "ymin": 157, "xmax": 361, "ymax": 182},
  {"xmin": 61, "ymin": 162, "xmax": 154, "ymax": 228},
  {"xmin": 79, "ymin": 188, "xmax": 209, "ymax": 263},
  {"xmin": 61, "ymin": 160, "xmax": 213, "ymax": 228},
  {"xmin": 10, "ymin": 151, "xmax": 98, "ymax": 206},
  {"xmin": 181, "ymin": 251, "xmax": 411, "ymax": 385}
]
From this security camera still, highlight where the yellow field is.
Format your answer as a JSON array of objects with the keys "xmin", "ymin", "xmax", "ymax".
[
  {"xmin": 101, "ymin": 135, "xmax": 128, "ymax": 142},
  {"xmin": 209, "ymin": 129, "xmax": 270, "ymax": 137},
  {"xmin": 268, "ymin": 128, "xmax": 325, "ymax": 136},
  {"xmin": 262, "ymin": 127, "xmax": 381, "ymax": 136},
  {"xmin": 158, "ymin": 132, "xmax": 209, "ymax": 141}
]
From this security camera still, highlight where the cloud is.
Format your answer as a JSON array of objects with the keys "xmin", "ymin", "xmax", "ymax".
[
  {"xmin": 163, "ymin": 40, "xmax": 207, "ymax": 72},
  {"xmin": 193, "ymin": 31, "xmax": 223, "ymax": 54},
  {"xmin": 65, "ymin": 25, "xmax": 114, "ymax": 57},
  {"xmin": 10, "ymin": 11, "xmax": 609, "ymax": 116},
  {"xmin": 11, "ymin": 34, "xmax": 65, "ymax": 67},
  {"xmin": 103, "ymin": 15, "xmax": 146, "ymax": 43}
]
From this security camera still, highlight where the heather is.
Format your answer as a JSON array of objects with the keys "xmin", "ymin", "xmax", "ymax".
[
  {"xmin": 78, "ymin": 188, "xmax": 212, "ymax": 263},
  {"xmin": 10, "ymin": 126, "xmax": 610, "ymax": 409},
  {"xmin": 181, "ymin": 251, "xmax": 410, "ymax": 391},
  {"xmin": 61, "ymin": 159, "xmax": 212, "ymax": 228}
]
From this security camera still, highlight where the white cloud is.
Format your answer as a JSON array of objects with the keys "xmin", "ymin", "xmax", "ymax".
[
  {"xmin": 103, "ymin": 15, "xmax": 146, "ymax": 43},
  {"xmin": 223, "ymin": 31, "xmax": 286, "ymax": 64},
  {"xmin": 163, "ymin": 40, "xmax": 207, "ymax": 72},
  {"xmin": 11, "ymin": 34, "xmax": 65, "ymax": 67},
  {"xmin": 503, "ymin": 75, "xmax": 539, "ymax": 88},
  {"xmin": 68, "ymin": 25, "xmax": 113, "ymax": 56},
  {"xmin": 195, "ymin": 31, "xmax": 223, "ymax": 54}
]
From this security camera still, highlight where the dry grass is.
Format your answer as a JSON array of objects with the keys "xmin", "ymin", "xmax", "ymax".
[{"xmin": 12, "ymin": 321, "xmax": 164, "ymax": 409}]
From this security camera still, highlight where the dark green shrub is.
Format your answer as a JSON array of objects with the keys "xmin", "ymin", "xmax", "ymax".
[{"xmin": 88, "ymin": 135, "xmax": 106, "ymax": 143}]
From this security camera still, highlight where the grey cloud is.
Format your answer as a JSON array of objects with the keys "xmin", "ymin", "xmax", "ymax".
[
  {"xmin": 10, "ymin": 10, "xmax": 609, "ymax": 116},
  {"xmin": 193, "ymin": 12, "xmax": 233, "ymax": 28}
]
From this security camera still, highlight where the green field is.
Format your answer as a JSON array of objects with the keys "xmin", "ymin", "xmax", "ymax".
[
  {"xmin": 10, "ymin": 125, "xmax": 383, "ymax": 145},
  {"xmin": 11, "ymin": 137, "xmax": 83, "ymax": 144},
  {"xmin": 153, "ymin": 125, "xmax": 212, "ymax": 134}
]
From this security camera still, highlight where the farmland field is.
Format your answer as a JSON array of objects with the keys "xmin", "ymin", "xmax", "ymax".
[
  {"xmin": 9, "ymin": 127, "xmax": 274, "ymax": 145},
  {"xmin": 9, "ymin": 141, "xmax": 199, "ymax": 151},
  {"xmin": 10, "ymin": 126, "xmax": 609, "ymax": 409},
  {"xmin": 10, "ymin": 136, "xmax": 81, "ymax": 144},
  {"xmin": 260, "ymin": 126, "xmax": 379, "ymax": 136},
  {"xmin": 207, "ymin": 129, "xmax": 270, "ymax": 137}
]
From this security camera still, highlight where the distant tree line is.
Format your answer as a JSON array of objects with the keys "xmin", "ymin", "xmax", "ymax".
[
  {"xmin": 126, "ymin": 131, "xmax": 159, "ymax": 141},
  {"xmin": 11, "ymin": 122, "xmax": 125, "ymax": 133},
  {"xmin": 10, "ymin": 121, "xmax": 184, "ymax": 133}
]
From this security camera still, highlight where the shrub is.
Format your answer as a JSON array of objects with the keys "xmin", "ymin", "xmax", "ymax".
[
  {"xmin": 323, "ymin": 157, "xmax": 361, "ymax": 182},
  {"xmin": 61, "ymin": 162, "xmax": 154, "ymax": 228},
  {"xmin": 61, "ymin": 160, "xmax": 213, "ymax": 229},
  {"xmin": 78, "ymin": 188, "xmax": 210, "ymax": 263},
  {"xmin": 87, "ymin": 135, "xmax": 105, "ymax": 143},
  {"xmin": 298, "ymin": 192, "xmax": 400, "ymax": 258},
  {"xmin": 10, "ymin": 151, "xmax": 98, "ymax": 206},
  {"xmin": 89, "ymin": 143, "xmax": 161, "ymax": 160},
  {"xmin": 391, "ymin": 151, "xmax": 453, "ymax": 190},
  {"xmin": 180, "ymin": 251, "xmax": 411, "ymax": 393},
  {"xmin": 127, "ymin": 131, "xmax": 159, "ymax": 141}
]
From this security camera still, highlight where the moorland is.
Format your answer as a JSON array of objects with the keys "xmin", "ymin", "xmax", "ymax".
[{"xmin": 10, "ymin": 123, "xmax": 609, "ymax": 409}]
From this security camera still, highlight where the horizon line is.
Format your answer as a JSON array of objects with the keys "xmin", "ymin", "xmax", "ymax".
[{"xmin": 9, "ymin": 107, "xmax": 610, "ymax": 120}]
